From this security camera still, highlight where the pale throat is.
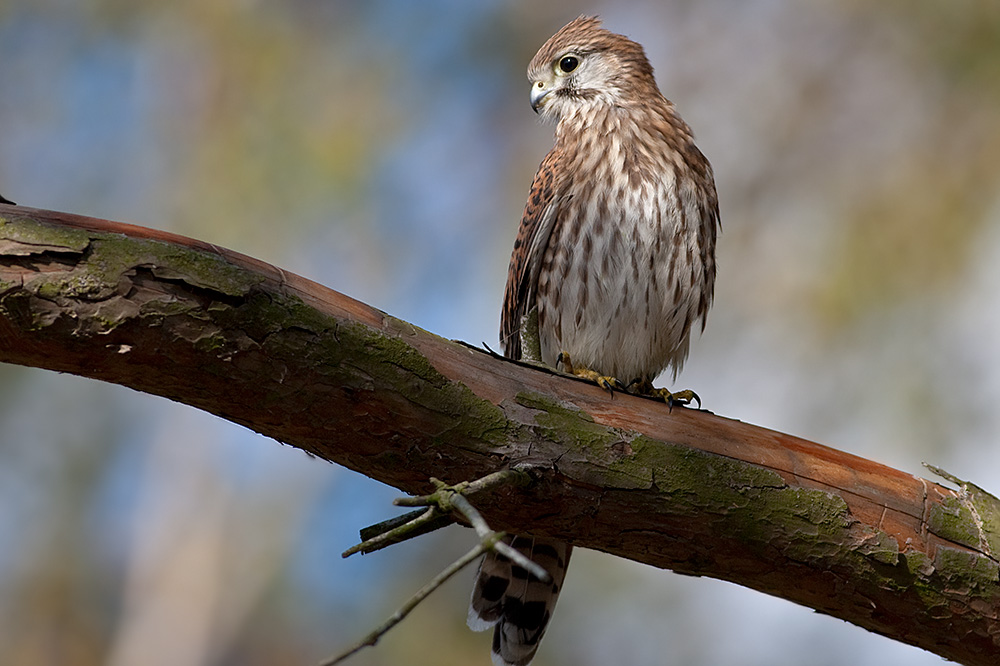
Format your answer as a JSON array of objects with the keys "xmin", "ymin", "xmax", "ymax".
[
  {"xmin": 547, "ymin": 80, "xmax": 627, "ymax": 123},
  {"xmin": 556, "ymin": 103, "xmax": 651, "ymax": 161}
]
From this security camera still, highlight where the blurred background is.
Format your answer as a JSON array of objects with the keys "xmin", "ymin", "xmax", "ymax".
[{"xmin": 1, "ymin": 1, "xmax": 998, "ymax": 664}]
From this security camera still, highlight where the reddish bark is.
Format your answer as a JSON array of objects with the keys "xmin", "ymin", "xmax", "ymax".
[{"xmin": 1, "ymin": 204, "xmax": 998, "ymax": 665}]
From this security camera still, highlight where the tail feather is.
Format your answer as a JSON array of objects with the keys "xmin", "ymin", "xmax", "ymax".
[{"xmin": 468, "ymin": 535, "xmax": 571, "ymax": 666}]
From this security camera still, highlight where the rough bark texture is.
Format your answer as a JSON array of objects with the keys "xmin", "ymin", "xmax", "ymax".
[{"xmin": 1, "ymin": 204, "xmax": 999, "ymax": 665}]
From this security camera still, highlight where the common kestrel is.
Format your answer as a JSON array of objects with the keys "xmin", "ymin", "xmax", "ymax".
[{"xmin": 469, "ymin": 16, "xmax": 719, "ymax": 666}]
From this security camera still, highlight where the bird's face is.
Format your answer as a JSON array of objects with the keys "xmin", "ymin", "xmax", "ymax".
[
  {"xmin": 526, "ymin": 17, "xmax": 657, "ymax": 124},
  {"xmin": 528, "ymin": 48, "xmax": 626, "ymax": 121}
]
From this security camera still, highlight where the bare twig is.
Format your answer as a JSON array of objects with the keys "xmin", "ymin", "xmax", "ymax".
[
  {"xmin": 319, "ymin": 540, "xmax": 493, "ymax": 666},
  {"xmin": 392, "ymin": 470, "xmax": 530, "ymax": 508},
  {"xmin": 359, "ymin": 508, "xmax": 439, "ymax": 541},
  {"xmin": 342, "ymin": 507, "xmax": 452, "ymax": 558},
  {"xmin": 324, "ymin": 470, "xmax": 547, "ymax": 665},
  {"xmin": 343, "ymin": 470, "xmax": 530, "ymax": 557},
  {"xmin": 394, "ymin": 474, "xmax": 550, "ymax": 580},
  {"xmin": 450, "ymin": 493, "xmax": 550, "ymax": 582}
]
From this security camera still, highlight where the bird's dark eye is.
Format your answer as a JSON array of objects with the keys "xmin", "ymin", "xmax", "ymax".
[{"xmin": 558, "ymin": 56, "xmax": 579, "ymax": 73}]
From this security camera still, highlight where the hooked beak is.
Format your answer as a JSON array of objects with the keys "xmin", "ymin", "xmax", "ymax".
[{"xmin": 529, "ymin": 82, "xmax": 550, "ymax": 113}]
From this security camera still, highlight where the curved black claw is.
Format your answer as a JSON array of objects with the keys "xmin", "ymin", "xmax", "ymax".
[
  {"xmin": 595, "ymin": 375, "xmax": 627, "ymax": 395},
  {"xmin": 629, "ymin": 380, "xmax": 703, "ymax": 411},
  {"xmin": 655, "ymin": 388, "xmax": 701, "ymax": 411}
]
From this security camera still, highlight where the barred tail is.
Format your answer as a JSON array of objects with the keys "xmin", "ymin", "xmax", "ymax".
[{"xmin": 468, "ymin": 535, "xmax": 572, "ymax": 666}]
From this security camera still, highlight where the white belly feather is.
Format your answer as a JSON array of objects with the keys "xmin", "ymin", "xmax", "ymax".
[{"xmin": 536, "ymin": 171, "xmax": 708, "ymax": 383}]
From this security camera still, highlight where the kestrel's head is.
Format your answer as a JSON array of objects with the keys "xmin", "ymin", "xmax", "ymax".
[{"xmin": 527, "ymin": 16, "xmax": 657, "ymax": 120}]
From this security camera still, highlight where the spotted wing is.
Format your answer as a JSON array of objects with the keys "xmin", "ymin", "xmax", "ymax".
[{"xmin": 500, "ymin": 149, "xmax": 564, "ymax": 361}]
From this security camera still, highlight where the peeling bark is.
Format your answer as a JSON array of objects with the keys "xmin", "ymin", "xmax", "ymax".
[{"xmin": 1, "ymin": 205, "xmax": 999, "ymax": 665}]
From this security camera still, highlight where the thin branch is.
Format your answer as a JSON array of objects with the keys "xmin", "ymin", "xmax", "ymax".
[
  {"xmin": 319, "ymin": 541, "xmax": 490, "ymax": 666},
  {"xmin": 342, "ymin": 507, "xmax": 443, "ymax": 558},
  {"xmin": 450, "ymin": 492, "xmax": 549, "ymax": 582},
  {"xmin": 327, "ymin": 472, "xmax": 545, "ymax": 664},
  {"xmin": 343, "ymin": 471, "xmax": 529, "ymax": 557}
]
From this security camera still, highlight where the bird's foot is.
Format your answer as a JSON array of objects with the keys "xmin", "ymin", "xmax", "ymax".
[
  {"xmin": 630, "ymin": 379, "xmax": 701, "ymax": 410},
  {"xmin": 557, "ymin": 351, "xmax": 626, "ymax": 394},
  {"xmin": 652, "ymin": 388, "xmax": 701, "ymax": 410}
]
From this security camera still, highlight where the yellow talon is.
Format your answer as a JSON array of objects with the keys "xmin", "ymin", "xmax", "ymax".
[
  {"xmin": 557, "ymin": 352, "xmax": 625, "ymax": 394},
  {"xmin": 650, "ymin": 387, "xmax": 701, "ymax": 410},
  {"xmin": 628, "ymin": 378, "xmax": 701, "ymax": 410}
]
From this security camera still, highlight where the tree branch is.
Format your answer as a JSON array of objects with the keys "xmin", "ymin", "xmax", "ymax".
[{"xmin": 1, "ymin": 204, "xmax": 998, "ymax": 665}]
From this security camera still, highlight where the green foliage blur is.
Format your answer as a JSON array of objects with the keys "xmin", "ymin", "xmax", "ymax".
[{"xmin": 1, "ymin": 1, "xmax": 999, "ymax": 665}]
